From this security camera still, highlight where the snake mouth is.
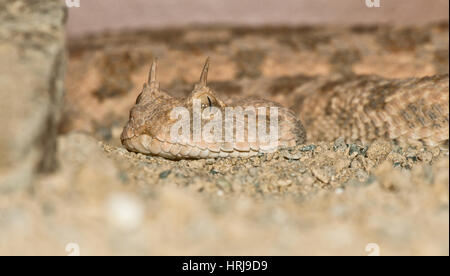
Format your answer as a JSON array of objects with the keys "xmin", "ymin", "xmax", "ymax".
[
  {"xmin": 122, "ymin": 134, "xmax": 263, "ymax": 159},
  {"xmin": 120, "ymin": 125, "xmax": 150, "ymax": 155},
  {"xmin": 120, "ymin": 123, "xmax": 143, "ymax": 144},
  {"xmin": 121, "ymin": 135, "xmax": 149, "ymax": 154}
]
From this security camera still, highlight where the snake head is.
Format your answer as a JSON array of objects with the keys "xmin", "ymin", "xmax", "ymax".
[
  {"xmin": 121, "ymin": 59, "xmax": 176, "ymax": 143},
  {"xmin": 121, "ymin": 58, "xmax": 226, "ymax": 157},
  {"xmin": 121, "ymin": 58, "xmax": 307, "ymax": 159}
]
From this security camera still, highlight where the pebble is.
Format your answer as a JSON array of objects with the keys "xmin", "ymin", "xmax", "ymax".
[
  {"xmin": 210, "ymin": 169, "xmax": 220, "ymax": 175},
  {"xmin": 282, "ymin": 150, "xmax": 302, "ymax": 160},
  {"xmin": 349, "ymin": 143, "xmax": 368, "ymax": 157},
  {"xmin": 348, "ymin": 144, "xmax": 360, "ymax": 157},
  {"xmin": 300, "ymin": 145, "xmax": 316, "ymax": 152},
  {"xmin": 333, "ymin": 137, "xmax": 347, "ymax": 152},
  {"xmin": 159, "ymin": 170, "xmax": 172, "ymax": 179}
]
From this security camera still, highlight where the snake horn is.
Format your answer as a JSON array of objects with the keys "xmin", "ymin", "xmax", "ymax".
[
  {"xmin": 148, "ymin": 59, "xmax": 159, "ymax": 89},
  {"xmin": 199, "ymin": 57, "xmax": 210, "ymax": 86}
]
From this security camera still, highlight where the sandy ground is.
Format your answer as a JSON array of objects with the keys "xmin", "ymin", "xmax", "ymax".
[{"xmin": 0, "ymin": 133, "xmax": 447, "ymax": 255}]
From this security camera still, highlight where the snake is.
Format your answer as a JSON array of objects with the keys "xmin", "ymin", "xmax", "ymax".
[{"xmin": 121, "ymin": 59, "xmax": 449, "ymax": 159}]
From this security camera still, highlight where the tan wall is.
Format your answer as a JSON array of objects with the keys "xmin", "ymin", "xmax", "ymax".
[{"xmin": 66, "ymin": 0, "xmax": 449, "ymax": 37}]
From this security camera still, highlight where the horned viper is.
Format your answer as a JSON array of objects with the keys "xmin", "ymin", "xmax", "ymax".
[{"xmin": 121, "ymin": 59, "xmax": 449, "ymax": 159}]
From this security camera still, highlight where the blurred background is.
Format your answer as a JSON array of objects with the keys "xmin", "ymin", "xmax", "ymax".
[{"xmin": 67, "ymin": 0, "xmax": 449, "ymax": 37}]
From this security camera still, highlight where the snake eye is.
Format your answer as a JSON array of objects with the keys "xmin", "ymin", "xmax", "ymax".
[
  {"xmin": 200, "ymin": 95, "xmax": 216, "ymax": 110},
  {"xmin": 207, "ymin": 96, "xmax": 212, "ymax": 108}
]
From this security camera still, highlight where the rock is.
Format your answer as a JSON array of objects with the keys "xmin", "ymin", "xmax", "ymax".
[{"xmin": 0, "ymin": 0, "xmax": 67, "ymax": 191}]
